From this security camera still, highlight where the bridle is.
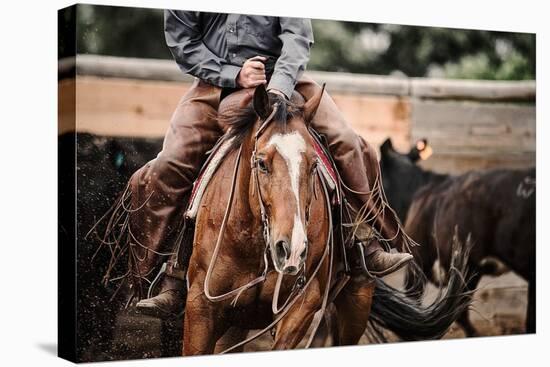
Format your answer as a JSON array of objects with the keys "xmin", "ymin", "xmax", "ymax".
[
  {"xmin": 202, "ymin": 102, "xmax": 335, "ymax": 352},
  {"xmin": 250, "ymin": 103, "xmax": 317, "ymax": 273},
  {"xmin": 250, "ymin": 103, "xmax": 322, "ymax": 313}
]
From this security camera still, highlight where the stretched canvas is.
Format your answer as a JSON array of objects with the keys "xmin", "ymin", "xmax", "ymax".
[{"xmin": 58, "ymin": 3, "xmax": 536, "ymax": 363}]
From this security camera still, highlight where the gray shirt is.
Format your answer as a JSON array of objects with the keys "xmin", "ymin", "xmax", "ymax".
[{"xmin": 164, "ymin": 10, "xmax": 314, "ymax": 99}]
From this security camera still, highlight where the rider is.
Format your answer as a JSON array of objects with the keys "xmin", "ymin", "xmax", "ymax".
[{"xmin": 108, "ymin": 11, "xmax": 413, "ymax": 318}]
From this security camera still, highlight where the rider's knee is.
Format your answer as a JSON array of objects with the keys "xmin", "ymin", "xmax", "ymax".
[
  {"xmin": 129, "ymin": 154, "xmax": 178, "ymax": 188},
  {"xmin": 361, "ymin": 138, "xmax": 379, "ymax": 163},
  {"xmin": 155, "ymin": 151, "xmax": 197, "ymax": 186},
  {"xmin": 296, "ymin": 75, "xmax": 325, "ymax": 101},
  {"xmin": 153, "ymin": 154, "xmax": 173, "ymax": 174},
  {"xmin": 334, "ymin": 126, "xmax": 361, "ymax": 154}
]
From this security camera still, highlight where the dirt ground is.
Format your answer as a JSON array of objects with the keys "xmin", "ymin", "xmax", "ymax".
[
  {"xmin": 109, "ymin": 270, "xmax": 528, "ymax": 359},
  {"xmin": 422, "ymin": 272, "xmax": 528, "ymax": 339}
]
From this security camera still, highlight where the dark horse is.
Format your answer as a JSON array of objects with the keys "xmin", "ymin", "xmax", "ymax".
[
  {"xmin": 379, "ymin": 138, "xmax": 535, "ymax": 336},
  {"xmin": 60, "ymin": 133, "xmax": 189, "ymax": 361},
  {"xmin": 182, "ymin": 85, "xmax": 473, "ymax": 354}
]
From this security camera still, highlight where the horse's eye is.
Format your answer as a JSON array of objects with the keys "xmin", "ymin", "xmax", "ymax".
[{"xmin": 257, "ymin": 159, "xmax": 269, "ymax": 173}]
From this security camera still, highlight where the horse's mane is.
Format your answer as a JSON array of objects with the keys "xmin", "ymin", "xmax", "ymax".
[{"xmin": 216, "ymin": 93, "xmax": 305, "ymax": 148}]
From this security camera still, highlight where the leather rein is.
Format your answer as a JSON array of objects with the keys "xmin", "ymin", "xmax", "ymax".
[{"xmin": 201, "ymin": 104, "xmax": 336, "ymax": 352}]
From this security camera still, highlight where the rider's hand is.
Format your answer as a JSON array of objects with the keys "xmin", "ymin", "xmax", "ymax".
[{"xmin": 236, "ymin": 56, "xmax": 267, "ymax": 88}]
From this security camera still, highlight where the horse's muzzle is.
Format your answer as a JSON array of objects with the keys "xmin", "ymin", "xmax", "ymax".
[{"xmin": 272, "ymin": 238, "xmax": 307, "ymax": 276}]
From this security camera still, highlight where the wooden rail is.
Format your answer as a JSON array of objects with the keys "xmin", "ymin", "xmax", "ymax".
[
  {"xmin": 61, "ymin": 55, "xmax": 535, "ymax": 101},
  {"xmin": 59, "ymin": 55, "xmax": 536, "ymax": 174}
]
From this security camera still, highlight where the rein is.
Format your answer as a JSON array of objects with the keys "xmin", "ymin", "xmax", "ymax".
[
  {"xmin": 221, "ymin": 165, "xmax": 335, "ymax": 354},
  {"xmin": 203, "ymin": 106, "xmax": 279, "ymax": 304},
  {"xmin": 201, "ymin": 103, "xmax": 336, "ymax": 352}
]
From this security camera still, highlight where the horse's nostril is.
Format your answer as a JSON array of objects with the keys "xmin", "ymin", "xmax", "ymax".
[
  {"xmin": 275, "ymin": 240, "xmax": 289, "ymax": 260},
  {"xmin": 284, "ymin": 265, "xmax": 298, "ymax": 275},
  {"xmin": 299, "ymin": 247, "xmax": 307, "ymax": 260}
]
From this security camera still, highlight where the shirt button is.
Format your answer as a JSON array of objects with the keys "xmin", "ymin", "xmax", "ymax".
[
  {"xmin": 228, "ymin": 27, "xmax": 234, "ymax": 33},
  {"xmin": 232, "ymin": 53, "xmax": 237, "ymax": 58}
]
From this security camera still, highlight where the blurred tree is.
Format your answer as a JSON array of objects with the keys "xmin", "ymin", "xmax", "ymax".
[
  {"xmin": 76, "ymin": 5, "xmax": 171, "ymax": 59},
  {"xmin": 74, "ymin": 4, "xmax": 535, "ymax": 80},
  {"xmin": 310, "ymin": 20, "xmax": 535, "ymax": 80}
]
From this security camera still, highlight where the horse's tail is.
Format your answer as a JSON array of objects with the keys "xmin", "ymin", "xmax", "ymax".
[
  {"xmin": 402, "ymin": 257, "xmax": 429, "ymax": 302},
  {"xmin": 367, "ymin": 234, "xmax": 473, "ymax": 342}
]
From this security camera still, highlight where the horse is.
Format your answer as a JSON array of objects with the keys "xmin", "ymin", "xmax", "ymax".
[
  {"xmin": 66, "ymin": 132, "xmax": 185, "ymax": 361},
  {"xmin": 379, "ymin": 138, "xmax": 536, "ymax": 336},
  {"xmin": 183, "ymin": 84, "xmax": 473, "ymax": 354}
]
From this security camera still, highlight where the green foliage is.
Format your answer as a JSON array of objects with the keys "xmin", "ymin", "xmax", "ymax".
[
  {"xmin": 442, "ymin": 51, "xmax": 533, "ymax": 80},
  {"xmin": 76, "ymin": 4, "xmax": 171, "ymax": 59},
  {"xmin": 73, "ymin": 4, "xmax": 535, "ymax": 80},
  {"xmin": 310, "ymin": 21, "xmax": 535, "ymax": 80}
]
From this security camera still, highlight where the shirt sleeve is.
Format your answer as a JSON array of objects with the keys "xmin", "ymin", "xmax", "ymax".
[
  {"xmin": 164, "ymin": 10, "xmax": 241, "ymax": 88},
  {"xmin": 267, "ymin": 18, "xmax": 314, "ymax": 99}
]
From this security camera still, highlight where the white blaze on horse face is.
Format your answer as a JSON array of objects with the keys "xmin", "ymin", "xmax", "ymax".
[
  {"xmin": 267, "ymin": 132, "xmax": 308, "ymax": 268},
  {"xmin": 267, "ymin": 131, "xmax": 306, "ymax": 207}
]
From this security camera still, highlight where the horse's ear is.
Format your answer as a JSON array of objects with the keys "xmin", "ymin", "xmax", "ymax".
[
  {"xmin": 253, "ymin": 84, "xmax": 271, "ymax": 120},
  {"xmin": 304, "ymin": 83, "xmax": 326, "ymax": 123},
  {"xmin": 416, "ymin": 139, "xmax": 433, "ymax": 161},
  {"xmin": 380, "ymin": 138, "xmax": 394, "ymax": 155},
  {"xmin": 407, "ymin": 138, "xmax": 433, "ymax": 162}
]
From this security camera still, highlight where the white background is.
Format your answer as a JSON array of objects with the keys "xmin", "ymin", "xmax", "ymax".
[{"xmin": 0, "ymin": 0, "xmax": 547, "ymax": 366}]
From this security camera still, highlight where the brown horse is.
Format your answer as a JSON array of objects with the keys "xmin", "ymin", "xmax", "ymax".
[{"xmin": 183, "ymin": 85, "xmax": 472, "ymax": 355}]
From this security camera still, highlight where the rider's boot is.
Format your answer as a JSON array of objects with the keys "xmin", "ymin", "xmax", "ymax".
[
  {"xmin": 362, "ymin": 240, "xmax": 412, "ymax": 277},
  {"xmin": 136, "ymin": 260, "xmax": 187, "ymax": 319},
  {"xmin": 345, "ymin": 139, "xmax": 413, "ymax": 277}
]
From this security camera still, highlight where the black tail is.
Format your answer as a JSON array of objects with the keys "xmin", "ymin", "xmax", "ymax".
[{"xmin": 368, "ymin": 235, "xmax": 473, "ymax": 341}]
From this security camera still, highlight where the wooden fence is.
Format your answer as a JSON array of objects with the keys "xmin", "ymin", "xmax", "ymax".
[{"xmin": 59, "ymin": 55, "xmax": 536, "ymax": 174}]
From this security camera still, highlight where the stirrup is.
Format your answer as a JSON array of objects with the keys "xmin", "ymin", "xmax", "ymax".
[
  {"xmin": 146, "ymin": 262, "xmax": 187, "ymax": 299},
  {"xmin": 147, "ymin": 262, "xmax": 167, "ymax": 299},
  {"xmin": 141, "ymin": 262, "xmax": 187, "ymax": 320},
  {"xmin": 355, "ymin": 241, "xmax": 377, "ymax": 279}
]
